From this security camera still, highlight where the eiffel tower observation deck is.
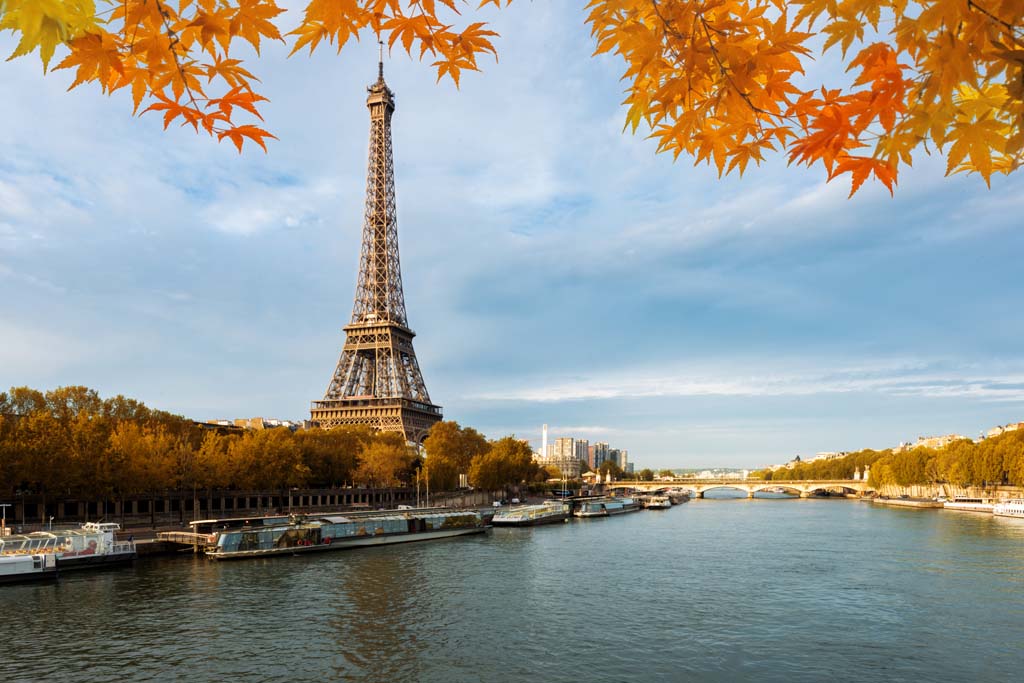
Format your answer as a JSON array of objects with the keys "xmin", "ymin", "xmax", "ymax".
[{"xmin": 310, "ymin": 56, "xmax": 442, "ymax": 443}]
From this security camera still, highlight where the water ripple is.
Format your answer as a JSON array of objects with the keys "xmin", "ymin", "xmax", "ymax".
[{"xmin": 2, "ymin": 501, "xmax": 1024, "ymax": 681}]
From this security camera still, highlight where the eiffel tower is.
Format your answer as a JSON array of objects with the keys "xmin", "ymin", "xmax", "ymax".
[{"xmin": 310, "ymin": 56, "xmax": 442, "ymax": 443}]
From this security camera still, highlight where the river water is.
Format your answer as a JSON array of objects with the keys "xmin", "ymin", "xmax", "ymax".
[{"xmin": 3, "ymin": 496, "xmax": 1024, "ymax": 682}]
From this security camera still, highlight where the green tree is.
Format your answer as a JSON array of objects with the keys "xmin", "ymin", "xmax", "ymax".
[{"xmin": 599, "ymin": 460, "xmax": 624, "ymax": 479}]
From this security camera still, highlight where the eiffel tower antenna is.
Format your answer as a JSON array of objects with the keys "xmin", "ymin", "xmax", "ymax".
[{"xmin": 310, "ymin": 59, "xmax": 442, "ymax": 442}]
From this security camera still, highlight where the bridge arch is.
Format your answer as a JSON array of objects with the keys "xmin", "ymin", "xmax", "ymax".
[
  {"xmin": 804, "ymin": 483, "xmax": 860, "ymax": 495},
  {"xmin": 696, "ymin": 484, "xmax": 756, "ymax": 497},
  {"xmin": 749, "ymin": 484, "xmax": 803, "ymax": 496}
]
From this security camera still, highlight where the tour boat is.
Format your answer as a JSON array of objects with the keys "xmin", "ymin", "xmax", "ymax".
[
  {"xmin": 205, "ymin": 509, "xmax": 488, "ymax": 560},
  {"xmin": 573, "ymin": 497, "xmax": 641, "ymax": 518},
  {"xmin": 0, "ymin": 523, "xmax": 136, "ymax": 570},
  {"xmin": 666, "ymin": 489, "xmax": 690, "ymax": 504},
  {"xmin": 643, "ymin": 495, "xmax": 673, "ymax": 509},
  {"xmin": 0, "ymin": 522, "xmax": 136, "ymax": 571},
  {"xmin": 491, "ymin": 501, "xmax": 570, "ymax": 527},
  {"xmin": 993, "ymin": 499, "xmax": 1024, "ymax": 518},
  {"xmin": 943, "ymin": 497, "xmax": 995, "ymax": 514},
  {"xmin": 0, "ymin": 553, "xmax": 58, "ymax": 585}
]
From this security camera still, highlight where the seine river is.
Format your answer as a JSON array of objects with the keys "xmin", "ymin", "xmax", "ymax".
[{"xmin": 4, "ymin": 495, "xmax": 1024, "ymax": 682}]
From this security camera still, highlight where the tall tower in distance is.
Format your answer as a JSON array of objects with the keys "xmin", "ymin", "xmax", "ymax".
[{"xmin": 310, "ymin": 55, "xmax": 442, "ymax": 443}]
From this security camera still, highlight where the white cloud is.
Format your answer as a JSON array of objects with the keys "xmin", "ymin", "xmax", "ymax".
[
  {"xmin": 200, "ymin": 177, "xmax": 339, "ymax": 236},
  {"xmin": 472, "ymin": 359, "xmax": 1024, "ymax": 403}
]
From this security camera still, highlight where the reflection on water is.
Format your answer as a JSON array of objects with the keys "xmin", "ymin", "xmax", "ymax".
[{"xmin": 3, "ymin": 500, "xmax": 1023, "ymax": 682}]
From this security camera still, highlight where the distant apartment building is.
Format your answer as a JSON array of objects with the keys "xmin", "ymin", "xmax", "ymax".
[
  {"xmin": 915, "ymin": 434, "xmax": 969, "ymax": 449},
  {"xmin": 592, "ymin": 442, "xmax": 610, "ymax": 468},
  {"xmin": 809, "ymin": 451, "xmax": 846, "ymax": 462},
  {"xmin": 609, "ymin": 448, "xmax": 621, "ymax": 468},
  {"xmin": 574, "ymin": 439, "xmax": 589, "ymax": 466},
  {"xmin": 541, "ymin": 437, "xmax": 581, "ymax": 477},
  {"xmin": 987, "ymin": 422, "xmax": 1024, "ymax": 439},
  {"xmin": 549, "ymin": 437, "xmax": 575, "ymax": 461},
  {"xmin": 230, "ymin": 417, "xmax": 306, "ymax": 431}
]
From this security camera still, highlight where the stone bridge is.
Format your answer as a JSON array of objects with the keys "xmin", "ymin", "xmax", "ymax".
[{"xmin": 606, "ymin": 479, "xmax": 875, "ymax": 499}]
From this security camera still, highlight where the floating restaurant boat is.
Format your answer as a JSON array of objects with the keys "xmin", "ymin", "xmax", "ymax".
[
  {"xmin": 573, "ymin": 497, "xmax": 641, "ymax": 518},
  {"xmin": 666, "ymin": 489, "xmax": 690, "ymax": 504},
  {"xmin": 491, "ymin": 501, "xmax": 570, "ymax": 527},
  {"xmin": 993, "ymin": 499, "xmax": 1024, "ymax": 518},
  {"xmin": 0, "ymin": 553, "xmax": 58, "ymax": 585},
  {"xmin": 642, "ymin": 495, "xmax": 673, "ymax": 509},
  {"xmin": 0, "ymin": 522, "xmax": 136, "ymax": 571},
  {"xmin": 205, "ymin": 509, "xmax": 488, "ymax": 560},
  {"xmin": 943, "ymin": 497, "xmax": 995, "ymax": 514}
]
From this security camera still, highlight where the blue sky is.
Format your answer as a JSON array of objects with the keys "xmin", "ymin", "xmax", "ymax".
[{"xmin": 2, "ymin": 2, "xmax": 1023, "ymax": 469}]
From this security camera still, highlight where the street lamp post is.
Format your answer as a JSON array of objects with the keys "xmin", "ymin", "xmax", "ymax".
[{"xmin": 0, "ymin": 503, "xmax": 10, "ymax": 536}]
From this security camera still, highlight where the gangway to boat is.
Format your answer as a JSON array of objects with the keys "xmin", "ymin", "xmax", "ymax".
[{"xmin": 156, "ymin": 531, "xmax": 216, "ymax": 552}]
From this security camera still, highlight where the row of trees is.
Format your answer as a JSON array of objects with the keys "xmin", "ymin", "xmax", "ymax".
[
  {"xmin": 754, "ymin": 429, "xmax": 1024, "ymax": 488},
  {"xmin": 0, "ymin": 387, "xmax": 545, "ymax": 504}
]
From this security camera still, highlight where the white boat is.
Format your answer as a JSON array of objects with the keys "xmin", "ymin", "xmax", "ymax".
[
  {"xmin": 492, "ymin": 501, "xmax": 570, "ymax": 527},
  {"xmin": 0, "ymin": 553, "xmax": 58, "ymax": 585},
  {"xmin": 943, "ymin": 497, "xmax": 994, "ymax": 514},
  {"xmin": 993, "ymin": 499, "xmax": 1024, "ymax": 518},
  {"xmin": 643, "ymin": 495, "xmax": 672, "ymax": 509},
  {"xmin": 0, "ymin": 522, "xmax": 136, "ymax": 571}
]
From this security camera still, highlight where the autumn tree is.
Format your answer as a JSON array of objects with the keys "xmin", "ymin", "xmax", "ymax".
[
  {"xmin": 468, "ymin": 436, "xmax": 538, "ymax": 493},
  {"xmin": 295, "ymin": 425, "xmax": 371, "ymax": 487},
  {"xmin": 354, "ymin": 431, "xmax": 416, "ymax": 506},
  {"xmin": 4, "ymin": 1, "xmax": 1022, "ymax": 195},
  {"xmin": 423, "ymin": 420, "xmax": 490, "ymax": 491}
]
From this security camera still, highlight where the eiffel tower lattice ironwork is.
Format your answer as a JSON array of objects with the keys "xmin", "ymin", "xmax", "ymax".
[{"xmin": 310, "ymin": 57, "xmax": 442, "ymax": 443}]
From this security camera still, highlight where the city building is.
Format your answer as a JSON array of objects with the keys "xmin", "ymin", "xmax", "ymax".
[
  {"xmin": 915, "ymin": 434, "xmax": 969, "ymax": 449},
  {"xmin": 987, "ymin": 422, "xmax": 1024, "ymax": 439},
  {"xmin": 574, "ymin": 439, "xmax": 589, "ymax": 467},
  {"xmin": 232, "ymin": 417, "xmax": 306, "ymax": 431}
]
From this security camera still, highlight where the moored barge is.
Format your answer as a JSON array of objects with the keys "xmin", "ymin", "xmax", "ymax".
[
  {"xmin": 205, "ymin": 509, "xmax": 488, "ymax": 560},
  {"xmin": 491, "ymin": 501, "xmax": 570, "ymax": 527},
  {"xmin": 574, "ymin": 497, "xmax": 641, "ymax": 518}
]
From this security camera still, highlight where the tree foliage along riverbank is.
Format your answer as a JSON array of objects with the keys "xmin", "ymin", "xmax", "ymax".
[
  {"xmin": 0, "ymin": 387, "xmax": 543, "ymax": 501},
  {"xmin": 752, "ymin": 429, "xmax": 1024, "ymax": 487},
  {"xmin": 3, "ymin": 1, "xmax": 1022, "ymax": 195}
]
